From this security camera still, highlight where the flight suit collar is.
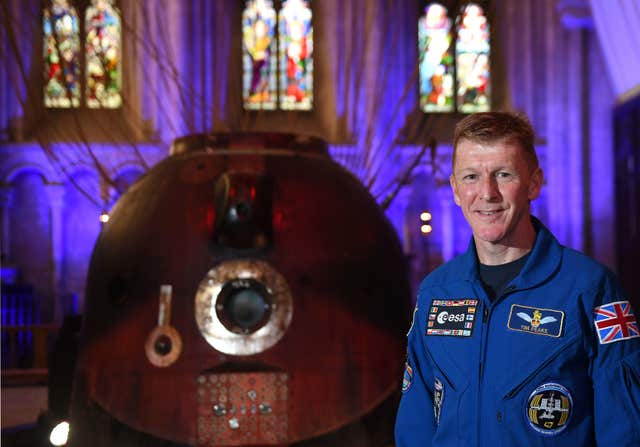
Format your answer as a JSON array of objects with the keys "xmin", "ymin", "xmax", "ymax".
[{"xmin": 461, "ymin": 216, "xmax": 562, "ymax": 291}]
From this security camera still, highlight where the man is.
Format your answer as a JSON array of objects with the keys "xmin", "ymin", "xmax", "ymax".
[{"xmin": 395, "ymin": 112, "xmax": 640, "ymax": 446}]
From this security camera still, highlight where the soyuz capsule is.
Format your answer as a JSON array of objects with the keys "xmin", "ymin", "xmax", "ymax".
[{"xmin": 67, "ymin": 133, "xmax": 412, "ymax": 446}]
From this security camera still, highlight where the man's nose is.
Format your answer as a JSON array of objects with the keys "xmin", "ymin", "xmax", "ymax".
[{"xmin": 479, "ymin": 176, "xmax": 500, "ymax": 200}]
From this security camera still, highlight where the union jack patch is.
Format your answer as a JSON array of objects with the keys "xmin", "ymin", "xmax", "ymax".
[{"xmin": 593, "ymin": 300, "xmax": 640, "ymax": 344}]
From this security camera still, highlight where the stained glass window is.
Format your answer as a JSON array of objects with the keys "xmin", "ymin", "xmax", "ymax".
[
  {"xmin": 419, "ymin": 2, "xmax": 491, "ymax": 114},
  {"xmin": 43, "ymin": 0, "xmax": 122, "ymax": 109},
  {"xmin": 242, "ymin": 0, "xmax": 313, "ymax": 111},
  {"xmin": 278, "ymin": 0, "xmax": 313, "ymax": 110},
  {"xmin": 242, "ymin": 0, "xmax": 278, "ymax": 110},
  {"xmin": 455, "ymin": 3, "xmax": 490, "ymax": 112},
  {"xmin": 44, "ymin": 0, "xmax": 81, "ymax": 108},
  {"xmin": 419, "ymin": 3, "xmax": 454, "ymax": 112},
  {"xmin": 85, "ymin": 0, "xmax": 122, "ymax": 108}
]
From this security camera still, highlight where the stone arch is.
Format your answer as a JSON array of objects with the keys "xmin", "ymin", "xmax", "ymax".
[
  {"xmin": 109, "ymin": 159, "xmax": 148, "ymax": 179},
  {"xmin": 2, "ymin": 162, "xmax": 58, "ymax": 185},
  {"xmin": 64, "ymin": 165, "xmax": 102, "ymax": 203},
  {"xmin": 108, "ymin": 162, "xmax": 147, "ymax": 207}
]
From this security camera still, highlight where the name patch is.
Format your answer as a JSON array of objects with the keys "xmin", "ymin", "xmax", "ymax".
[
  {"xmin": 508, "ymin": 304, "xmax": 564, "ymax": 337},
  {"xmin": 426, "ymin": 299, "xmax": 478, "ymax": 337}
]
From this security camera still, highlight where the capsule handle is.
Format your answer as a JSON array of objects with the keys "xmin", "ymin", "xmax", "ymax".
[{"xmin": 158, "ymin": 284, "xmax": 172, "ymax": 327}]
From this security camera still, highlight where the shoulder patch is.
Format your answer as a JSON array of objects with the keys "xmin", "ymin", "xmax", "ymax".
[
  {"xmin": 594, "ymin": 300, "xmax": 640, "ymax": 344},
  {"xmin": 402, "ymin": 361, "xmax": 413, "ymax": 392},
  {"xmin": 407, "ymin": 304, "xmax": 418, "ymax": 336},
  {"xmin": 433, "ymin": 377, "xmax": 444, "ymax": 425}
]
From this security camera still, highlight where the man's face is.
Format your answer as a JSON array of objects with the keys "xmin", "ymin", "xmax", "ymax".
[{"xmin": 450, "ymin": 138, "xmax": 542, "ymax": 247}]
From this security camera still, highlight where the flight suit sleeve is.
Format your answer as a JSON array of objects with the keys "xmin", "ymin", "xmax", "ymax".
[
  {"xmin": 588, "ymin": 275, "xmax": 640, "ymax": 447},
  {"xmin": 394, "ymin": 303, "xmax": 436, "ymax": 447}
]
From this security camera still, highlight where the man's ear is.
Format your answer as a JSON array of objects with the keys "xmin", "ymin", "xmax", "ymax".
[
  {"xmin": 528, "ymin": 167, "xmax": 543, "ymax": 200},
  {"xmin": 450, "ymin": 174, "xmax": 461, "ymax": 206}
]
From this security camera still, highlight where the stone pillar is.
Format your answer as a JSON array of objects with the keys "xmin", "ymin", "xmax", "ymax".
[
  {"xmin": 438, "ymin": 182, "xmax": 455, "ymax": 262},
  {"xmin": 543, "ymin": 0, "xmax": 568, "ymax": 245},
  {"xmin": 587, "ymin": 37, "xmax": 616, "ymax": 269},
  {"xmin": 100, "ymin": 172, "xmax": 120, "ymax": 213},
  {"xmin": 558, "ymin": 0, "xmax": 595, "ymax": 253},
  {"xmin": 394, "ymin": 186, "xmax": 411, "ymax": 255},
  {"xmin": 0, "ymin": 185, "xmax": 13, "ymax": 261},
  {"xmin": 45, "ymin": 182, "xmax": 66, "ymax": 323},
  {"xmin": 564, "ymin": 27, "xmax": 587, "ymax": 252}
]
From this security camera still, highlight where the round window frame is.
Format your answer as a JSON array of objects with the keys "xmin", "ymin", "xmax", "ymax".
[{"xmin": 194, "ymin": 259, "xmax": 293, "ymax": 355}]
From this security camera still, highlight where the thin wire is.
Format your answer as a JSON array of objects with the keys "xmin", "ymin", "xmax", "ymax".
[
  {"xmin": 4, "ymin": 0, "xmax": 446, "ymax": 209},
  {"xmin": 354, "ymin": 0, "xmax": 398, "ymax": 176},
  {"xmin": 365, "ymin": 60, "xmax": 422, "ymax": 189},
  {"xmin": 1, "ymin": 1, "xmax": 103, "ymax": 208},
  {"xmin": 379, "ymin": 139, "xmax": 433, "ymax": 210}
]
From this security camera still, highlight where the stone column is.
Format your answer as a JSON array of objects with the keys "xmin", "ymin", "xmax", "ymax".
[
  {"xmin": 394, "ymin": 186, "xmax": 411, "ymax": 255},
  {"xmin": 558, "ymin": 0, "xmax": 595, "ymax": 253},
  {"xmin": 438, "ymin": 181, "xmax": 454, "ymax": 262},
  {"xmin": 587, "ymin": 36, "xmax": 616, "ymax": 269},
  {"xmin": 0, "ymin": 185, "xmax": 13, "ymax": 261},
  {"xmin": 45, "ymin": 182, "xmax": 66, "ymax": 323}
]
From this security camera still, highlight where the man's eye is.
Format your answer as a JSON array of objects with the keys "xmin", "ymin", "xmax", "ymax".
[
  {"xmin": 496, "ymin": 172, "xmax": 512, "ymax": 179},
  {"xmin": 462, "ymin": 174, "xmax": 478, "ymax": 181}
]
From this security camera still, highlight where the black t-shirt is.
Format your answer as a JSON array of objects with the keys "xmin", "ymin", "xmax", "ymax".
[{"xmin": 478, "ymin": 253, "xmax": 531, "ymax": 300}]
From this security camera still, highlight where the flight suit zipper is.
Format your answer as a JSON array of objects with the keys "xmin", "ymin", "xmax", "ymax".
[
  {"xmin": 479, "ymin": 307, "xmax": 488, "ymax": 380},
  {"xmin": 477, "ymin": 284, "xmax": 516, "ymax": 447},
  {"xmin": 476, "ymin": 286, "xmax": 490, "ymax": 447}
]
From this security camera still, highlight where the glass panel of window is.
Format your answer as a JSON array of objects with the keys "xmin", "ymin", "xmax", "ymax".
[
  {"xmin": 242, "ymin": 0, "xmax": 278, "ymax": 110},
  {"xmin": 278, "ymin": 0, "xmax": 313, "ymax": 111},
  {"xmin": 419, "ymin": 3, "xmax": 454, "ymax": 112},
  {"xmin": 44, "ymin": 0, "xmax": 81, "ymax": 108},
  {"xmin": 85, "ymin": 0, "xmax": 122, "ymax": 108},
  {"xmin": 455, "ymin": 3, "xmax": 490, "ymax": 112}
]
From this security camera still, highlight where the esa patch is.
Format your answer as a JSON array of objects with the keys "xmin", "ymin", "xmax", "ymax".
[
  {"xmin": 507, "ymin": 304, "xmax": 564, "ymax": 337},
  {"xmin": 433, "ymin": 377, "xmax": 444, "ymax": 425},
  {"xmin": 402, "ymin": 362, "xmax": 413, "ymax": 392},
  {"xmin": 593, "ymin": 300, "xmax": 640, "ymax": 344},
  {"xmin": 526, "ymin": 382, "xmax": 572, "ymax": 436},
  {"xmin": 426, "ymin": 299, "xmax": 478, "ymax": 337}
]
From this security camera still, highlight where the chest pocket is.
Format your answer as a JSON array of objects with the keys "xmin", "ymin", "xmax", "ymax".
[
  {"xmin": 486, "ymin": 300, "xmax": 586, "ymax": 397},
  {"xmin": 423, "ymin": 335, "xmax": 476, "ymax": 446},
  {"xmin": 496, "ymin": 330, "xmax": 594, "ymax": 445},
  {"xmin": 502, "ymin": 335, "xmax": 583, "ymax": 399}
]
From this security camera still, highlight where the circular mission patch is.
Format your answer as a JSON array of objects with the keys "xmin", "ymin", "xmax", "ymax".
[{"xmin": 526, "ymin": 382, "xmax": 573, "ymax": 436}]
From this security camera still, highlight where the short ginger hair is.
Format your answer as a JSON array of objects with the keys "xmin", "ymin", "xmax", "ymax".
[{"xmin": 452, "ymin": 112, "xmax": 539, "ymax": 172}]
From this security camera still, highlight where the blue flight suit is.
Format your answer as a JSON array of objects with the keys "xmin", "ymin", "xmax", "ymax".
[{"xmin": 395, "ymin": 218, "xmax": 640, "ymax": 446}]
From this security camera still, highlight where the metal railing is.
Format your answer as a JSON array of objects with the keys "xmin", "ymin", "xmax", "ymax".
[{"xmin": 1, "ymin": 324, "xmax": 60, "ymax": 386}]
